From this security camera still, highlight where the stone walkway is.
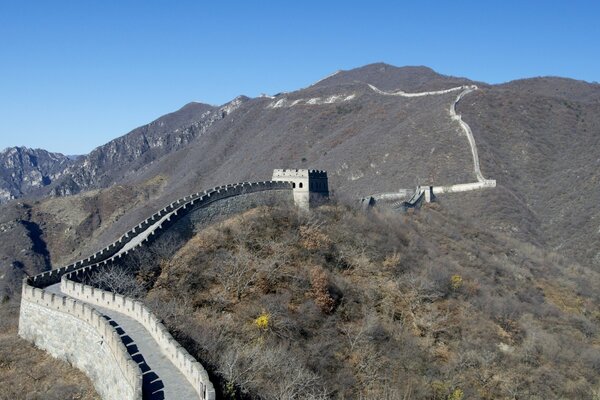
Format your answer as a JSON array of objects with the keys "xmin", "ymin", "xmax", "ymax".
[
  {"xmin": 361, "ymin": 84, "xmax": 496, "ymax": 204},
  {"xmin": 47, "ymin": 283, "xmax": 198, "ymax": 400}
]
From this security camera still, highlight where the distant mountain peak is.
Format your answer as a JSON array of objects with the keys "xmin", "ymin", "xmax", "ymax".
[
  {"xmin": 356, "ymin": 62, "xmax": 436, "ymax": 73},
  {"xmin": 177, "ymin": 101, "xmax": 216, "ymax": 113},
  {"xmin": 312, "ymin": 62, "xmax": 471, "ymax": 92}
]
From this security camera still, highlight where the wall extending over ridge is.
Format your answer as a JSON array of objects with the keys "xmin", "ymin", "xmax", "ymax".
[
  {"xmin": 362, "ymin": 84, "xmax": 496, "ymax": 210},
  {"xmin": 272, "ymin": 169, "xmax": 329, "ymax": 209},
  {"xmin": 19, "ymin": 180, "xmax": 294, "ymax": 400}
]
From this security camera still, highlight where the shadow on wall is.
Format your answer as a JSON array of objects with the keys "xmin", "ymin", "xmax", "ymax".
[
  {"xmin": 106, "ymin": 315, "xmax": 166, "ymax": 400},
  {"xmin": 20, "ymin": 179, "xmax": 301, "ymax": 400}
]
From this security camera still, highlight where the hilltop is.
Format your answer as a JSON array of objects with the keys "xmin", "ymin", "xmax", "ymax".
[{"xmin": 131, "ymin": 203, "xmax": 600, "ymax": 399}]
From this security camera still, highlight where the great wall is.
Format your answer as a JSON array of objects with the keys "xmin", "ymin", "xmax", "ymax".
[
  {"xmin": 18, "ymin": 83, "xmax": 496, "ymax": 399},
  {"xmin": 362, "ymin": 83, "xmax": 496, "ymax": 210},
  {"xmin": 18, "ymin": 171, "xmax": 334, "ymax": 400},
  {"xmin": 20, "ymin": 181, "xmax": 292, "ymax": 399}
]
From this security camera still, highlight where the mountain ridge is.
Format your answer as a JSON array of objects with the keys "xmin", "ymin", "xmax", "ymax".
[
  {"xmin": 0, "ymin": 62, "xmax": 599, "ymax": 286},
  {"xmin": 4, "ymin": 63, "xmax": 596, "ymax": 206}
]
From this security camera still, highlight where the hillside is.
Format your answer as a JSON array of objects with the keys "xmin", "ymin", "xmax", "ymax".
[
  {"xmin": 452, "ymin": 79, "xmax": 600, "ymax": 265},
  {"xmin": 122, "ymin": 202, "xmax": 600, "ymax": 399},
  {"xmin": 2, "ymin": 63, "xmax": 600, "ymax": 299}
]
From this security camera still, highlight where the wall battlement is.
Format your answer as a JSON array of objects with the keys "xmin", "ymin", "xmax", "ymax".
[
  {"xmin": 61, "ymin": 276, "xmax": 213, "ymax": 399},
  {"xmin": 18, "ymin": 173, "xmax": 310, "ymax": 399},
  {"xmin": 19, "ymin": 283, "xmax": 143, "ymax": 399},
  {"xmin": 272, "ymin": 168, "xmax": 329, "ymax": 209}
]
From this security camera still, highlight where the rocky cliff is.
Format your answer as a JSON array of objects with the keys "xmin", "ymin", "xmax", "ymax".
[
  {"xmin": 0, "ymin": 98, "xmax": 249, "ymax": 202},
  {"xmin": 0, "ymin": 147, "xmax": 73, "ymax": 202}
]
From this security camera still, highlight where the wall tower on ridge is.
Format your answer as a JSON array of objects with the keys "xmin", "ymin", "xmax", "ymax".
[{"xmin": 272, "ymin": 169, "xmax": 329, "ymax": 209}]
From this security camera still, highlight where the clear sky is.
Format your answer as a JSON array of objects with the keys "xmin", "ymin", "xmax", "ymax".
[{"xmin": 0, "ymin": 1, "xmax": 598, "ymax": 155}]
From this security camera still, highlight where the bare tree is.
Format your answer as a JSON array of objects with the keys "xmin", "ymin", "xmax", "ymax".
[
  {"xmin": 87, "ymin": 263, "xmax": 146, "ymax": 298},
  {"xmin": 218, "ymin": 342, "xmax": 327, "ymax": 400},
  {"xmin": 148, "ymin": 230, "xmax": 184, "ymax": 262},
  {"xmin": 215, "ymin": 245, "xmax": 260, "ymax": 301}
]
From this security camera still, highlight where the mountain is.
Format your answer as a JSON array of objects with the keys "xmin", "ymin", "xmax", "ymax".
[
  {"xmin": 46, "ymin": 100, "xmax": 228, "ymax": 197},
  {"xmin": 0, "ymin": 99, "xmax": 248, "ymax": 203},
  {"xmin": 0, "ymin": 65, "xmax": 481, "ymax": 205},
  {"xmin": 0, "ymin": 64, "xmax": 475, "ymax": 204},
  {"xmin": 449, "ymin": 76, "xmax": 600, "ymax": 264},
  {"xmin": 0, "ymin": 147, "xmax": 73, "ymax": 202},
  {"xmin": 2, "ymin": 62, "xmax": 600, "ymax": 399},
  {"xmin": 311, "ymin": 63, "xmax": 475, "ymax": 91},
  {"xmin": 1, "ymin": 63, "xmax": 600, "ymax": 294}
]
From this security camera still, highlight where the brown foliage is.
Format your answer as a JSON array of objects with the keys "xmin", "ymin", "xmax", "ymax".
[
  {"xmin": 308, "ymin": 266, "xmax": 335, "ymax": 313},
  {"xmin": 299, "ymin": 225, "xmax": 331, "ymax": 250},
  {"xmin": 137, "ymin": 203, "xmax": 600, "ymax": 400}
]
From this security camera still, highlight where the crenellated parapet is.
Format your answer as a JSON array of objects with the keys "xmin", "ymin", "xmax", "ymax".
[
  {"xmin": 19, "ymin": 284, "xmax": 143, "ymax": 399},
  {"xmin": 60, "ymin": 277, "xmax": 213, "ymax": 400},
  {"xmin": 272, "ymin": 169, "xmax": 329, "ymax": 209},
  {"xmin": 18, "ymin": 176, "xmax": 304, "ymax": 400}
]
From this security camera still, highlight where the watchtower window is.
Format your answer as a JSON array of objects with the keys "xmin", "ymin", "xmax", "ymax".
[
  {"xmin": 292, "ymin": 182, "xmax": 296, "ymax": 188},
  {"xmin": 299, "ymin": 182, "xmax": 303, "ymax": 188}
]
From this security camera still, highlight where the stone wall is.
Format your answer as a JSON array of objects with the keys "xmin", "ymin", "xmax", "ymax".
[
  {"xmin": 19, "ymin": 180, "xmax": 295, "ymax": 400},
  {"xmin": 433, "ymin": 180, "xmax": 496, "ymax": 194},
  {"xmin": 60, "ymin": 278, "xmax": 215, "ymax": 400},
  {"xmin": 175, "ymin": 189, "xmax": 293, "ymax": 237},
  {"xmin": 119, "ymin": 182, "xmax": 293, "ymax": 253},
  {"xmin": 364, "ymin": 180, "xmax": 496, "ymax": 211},
  {"xmin": 272, "ymin": 169, "xmax": 328, "ymax": 209},
  {"xmin": 19, "ymin": 285, "xmax": 142, "ymax": 399},
  {"xmin": 58, "ymin": 187, "xmax": 294, "ymax": 399}
]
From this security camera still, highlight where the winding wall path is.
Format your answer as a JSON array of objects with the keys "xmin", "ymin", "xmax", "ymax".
[
  {"xmin": 19, "ymin": 181, "xmax": 293, "ymax": 400},
  {"xmin": 364, "ymin": 83, "xmax": 496, "ymax": 204}
]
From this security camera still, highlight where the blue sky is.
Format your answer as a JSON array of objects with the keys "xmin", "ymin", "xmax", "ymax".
[{"xmin": 0, "ymin": 1, "xmax": 598, "ymax": 155}]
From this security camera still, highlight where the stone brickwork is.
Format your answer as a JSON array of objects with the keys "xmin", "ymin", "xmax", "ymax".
[
  {"xmin": 18, "ymin": 177, "xmax": 300, "ymax": 400},
  {"xmin": 19, "ymin": 286, "xmax": 142, "ymax": 399},
  {"xmin": 60, "ymin": 279, "xmax": 212, "ymax": 399},
  {"xmin": 272, "ymin": 169, "xmax": 329, "ymax": 209}
]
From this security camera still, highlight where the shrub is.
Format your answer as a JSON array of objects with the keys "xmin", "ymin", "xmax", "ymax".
[
  {"xmin": 450, "ymin": 274, "xmax": 463, "ymax": 291},
  {"xmin": 299, "ymin": 225, "xmax": 331, "ymax": 250},
  {"xmin": 449, "ymin": 388, "xmax": 464, "ymax": 400},
  {"xmin": 383, "ymin": 252, "xmax": 401, "ymax": 269},
  {"xmin": 137, "ymin": 203, "xmax": 600, "ymax": 399},
  {"xmin": 308, "ymin": 266, "xmax": 335, "ymax": 313},
  {"xmin": 254, "ymin": 312, "xmax": 270, "ymax": 330}
]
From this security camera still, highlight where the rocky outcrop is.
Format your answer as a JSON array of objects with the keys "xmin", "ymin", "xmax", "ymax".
[
  {"xmin": 1, "ymin": 97, "xmax": 250, "ymax": 203},
  {"xmin": 0, "ymin": 147, "xmax": 73, "ymax": 202},
  {"xmin": 48, "ymin": 100, "xmax": 239, "ymax": 197}
]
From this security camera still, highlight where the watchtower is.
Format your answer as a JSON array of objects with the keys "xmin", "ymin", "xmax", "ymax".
[{"xmin": 272, "ymin": 169, "xmax": 329, "ymax": 209}]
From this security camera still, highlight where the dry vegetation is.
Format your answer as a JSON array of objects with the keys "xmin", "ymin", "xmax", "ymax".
[
  {"xmin": 114, "ymin": 202, "xmax": 600, "ymax": 399},
  {"xmin": 0, "ymin": 300, "xmax": 99, "ymax": 400}
]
